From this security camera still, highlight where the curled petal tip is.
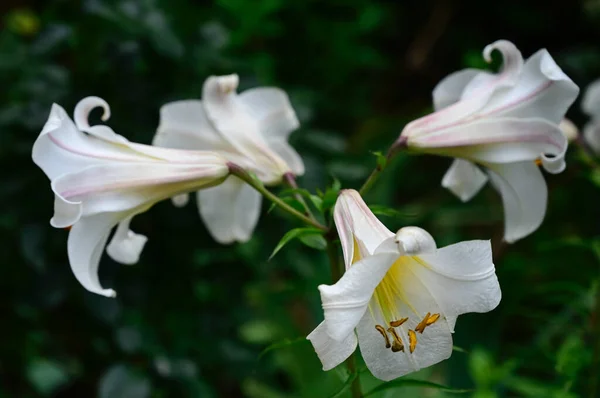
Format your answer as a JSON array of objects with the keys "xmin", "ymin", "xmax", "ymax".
[
  {"xmin": 395, "ymin": 227, "xmax": 437, "ymax": 255},
  {"xmin": 74, "ymin": 96, "xmax": 111, "ymax": 130}
]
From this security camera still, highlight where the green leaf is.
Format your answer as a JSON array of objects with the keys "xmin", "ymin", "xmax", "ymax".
[
  {"xmin": 327, "ymin": 372, "xmax": 357, "ymax": 398},
  {"xmin": 299, "ymin": 233, "xmax": 327, "ymax": 250},
  {"xmin": 309, "ymin": 195, "xmax": 323, "ymax": 212},
  {"xmin": 364, "ymin": 379, "xmax": 471, "ymax": 397},
  {"xmin": 269, "ymin": 228, "xmax": 324, "ymax": 260},
  {"xmin": 257, "ymin": 337, "xmax": 307, "ymax": 360}
]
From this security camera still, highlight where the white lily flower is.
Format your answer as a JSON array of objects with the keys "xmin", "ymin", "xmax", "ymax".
[
  {"xmin": 32, "ymin": 97, "xmax": 229, "ymax": 297},
  {"xmin": 307, "ymin": 189, "xmax": 501, "ymax": 380},
  {"xmin": 582, "ymin": 79, "xmax": 600, "ymax": 153},
  {"xmin": 152, "ymin": 74, "xmax": 304, "ymax": 244},
  {"xmin": 399, "ymin": 40, "xmax": 579, "ymax": 242}
]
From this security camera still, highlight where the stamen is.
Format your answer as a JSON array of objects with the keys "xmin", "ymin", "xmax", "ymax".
[
  {"xmin": 387, "ymin": 327, "xmax": 405, "ymax": 352},
  {"xmin": 375, "ymin": 325, "xmax": 391, "ymax": 348},
  {"xmin": 415, "ymin": 312, "xmax": 441, "ymax": 333},
  {"xmin": 415, "ymin": 312, "xmax": 431, "ymax": 333},
  {"xmin": 534, "ymin": 158, "xmax": 542, "ymax": 166},
  {"xmin": 408, "ymin": 329, "xmax": 417, "ymax": 353},
  {"xmin": 390, "ymin": 317, "xmax": 408, "ymax": 327},
  {"xmin": 425, "ymin": 313, "xmax": 440, "ymax": 326}
]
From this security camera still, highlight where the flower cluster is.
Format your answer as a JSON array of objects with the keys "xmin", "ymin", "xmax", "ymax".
[{"xmin": 32, "ymin": 40, "xmax": 593, "ymax": 382}]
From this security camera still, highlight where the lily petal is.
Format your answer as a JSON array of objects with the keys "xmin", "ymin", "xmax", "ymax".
[
  {"xmin": 414, "ymin": 240, "xmax": 500, "ymax": 330},
  {"xmin": 67, "ymin": 212, "xmax": 127, "ymax": 297},
  {"xmin": 307, "ymin": 322, "xmax": 357, "ymax": 371},
  {"xmin": 319, "ymin": 252, "xmax": 399, "ymax": 341},
  {"xmin": 197, "ymin": 176, "xmax": 262, "ymax": 244},
  {"xmin": 486, "ymin": 161, "xmax": 547, "ymax": 243},
  {"xmin": 411, "ymin": 117, "xmax": 567, "ymax": 174},
  {"xmin": 333, "ymin": 189, "xmax": 394, "ymax": 268},
  {"xmin": 441, "ymin": 159, "xmax": 489, "ymax": 202},
  {"xmin": 357, "ymin": 273, "xmax": 453, "ymax": 381},
  {"xmin": 433, "ymin": 69, "xmax": 481, "ymax": 110},
  {"xmin": 238, "ymin": 87, "xmax": 304, "ymax": 175},
  {"xmin": 202, "ymin": 74, "xmax": 290, "ymax": 183},
  {"xmin": 482, "ymin": 49, "xmax": 579, "ymax": 124},
  {"xmin": 106, "ymin": 214, "xmax": 149, "ymax": 265}
]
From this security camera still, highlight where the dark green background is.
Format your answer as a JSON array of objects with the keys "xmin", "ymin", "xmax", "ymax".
[{"xmin": 2, "ymin": 0, "xmax": 600, "ymax": 397}]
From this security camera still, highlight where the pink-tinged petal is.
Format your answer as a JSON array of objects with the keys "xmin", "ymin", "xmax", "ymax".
[
  {"xmin": 403, "ymin": 40, "xmax": 523, "ymax": 139},
  {"xmin": 319, "ymin": 252, "xmax": 399, "ymax": 341},
  {"xmin": 441, "ymin": 159, "xmax": 489, "ymax": 202},
  {"xmin": 197, "ymin": 176, "xmax": 262, "ymax": 244},
  {"xmin": 410, "ymin": 117, "xmax": 567, "ymax": 174},
  {"xmin": 487, "ymin": 161, "xmax": 547, "ymax": 243},
  {"xmin": 333, "ymin": 189, "xmax": 394, "ymax": 268},
  {"xmin": 481, "ymin": 49, "xmax": 579, "ymax": 124},
  {"xmin": 582, "ymin": 79, "xmax": 600, "ymax": 117},
  {"xmin": 106, "ymin": 214, "xmax": 148, "ymax": 265},
  {"xmin": 307, "ymin": 321, "xmax": 357, "ymax": 371}
]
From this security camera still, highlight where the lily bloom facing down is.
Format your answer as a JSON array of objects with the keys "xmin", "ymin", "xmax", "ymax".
[
  {"xmin": 32, "ymin": 97, "xmax": 229, "ymax": 297},
  {"xmin": 307, "ymin": 190, "xmax": 501, "ymax": 380},
  {"xmin": 153, "ymin": 74, "xmax": 304, "ymax": 244},
  {"xmin": 400, "ymin": 40, "xmax": 579, "ymax": 242}
]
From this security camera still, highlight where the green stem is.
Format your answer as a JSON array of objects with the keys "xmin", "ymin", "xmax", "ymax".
[
  {"xmin": 229, "ymin": 164, "xmax": 327, "ymax": 231},
  {"xmin": 359, "ymin": 137, "xmax": 407, "ymax": 196},
  {"xmin": 325, "ymin": 230, "xmax": 362, "ymax": 398},
  {"xmin": 283, "ymin": 172, "xmax": 319, "ymax": 222}
]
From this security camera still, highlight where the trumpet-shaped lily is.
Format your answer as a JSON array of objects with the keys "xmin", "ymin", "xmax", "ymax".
[
  {"xmin": 152, "ymin": 74, "xmax": 304, "ymax": 244},
  {"xmin": 582, "ymin": 79, "xmax": 600, "ymax": 153},
  {"xmin": 307, "ymin": 189, "xmax": 500, "ymax": 380},
  {"xmin": 32, "ymin": 97, "xmax": 229, "ymax": 297},
  {"xmin": 399, "ymin": 40, "xmax": 579, "ymax": 242}
]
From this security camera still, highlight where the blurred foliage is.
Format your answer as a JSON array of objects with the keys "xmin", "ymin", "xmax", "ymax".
[{"xmin": 2, "ymin": 0, "xmax": 600, "ymax": 397}]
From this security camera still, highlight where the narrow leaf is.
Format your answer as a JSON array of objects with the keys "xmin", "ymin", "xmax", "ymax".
[
  {"xmin": 299, "ymin": 233, "xmax": 327, "ymax": 250},
  {"xmin": 364, "ymin": 379, "xmax": 471, "ymax": 397},
  {"xmin": 269, "ymin": 228, "xmax": 324, "ymax": 260}
]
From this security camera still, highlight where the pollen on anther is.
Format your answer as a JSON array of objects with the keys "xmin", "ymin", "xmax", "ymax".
[
  {"xmin": 387, "ymin": 327, "xmax": 405, "ymax": 353},
  {"xmin": 390, "ymin": 317, "xmax": 408, "ymax": 327},
  {"xmin": 425, "ymin": 313, "xmax": 440, "ymax": 326},
  {"xmin": 408, "ymin": 329, "xmax": 417, "ymax": 353},
  {"xmin": 375, "ymin": 325, "xmax": 391, "ymax": 348}
]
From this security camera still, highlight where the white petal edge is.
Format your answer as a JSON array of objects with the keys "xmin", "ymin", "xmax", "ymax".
[
  {"xmin": 67, "ymin": 213, "xmax": 127, "ymax": 297},
  {"xmin": 106, "ymin": 214, "xmax": 148, "ymax": 265},
  {"xmin": 307, "ymin": 321, "xmax": 357, "ymax": 371},
  {"xmin": 319, "ymin": 252, "xmax": 399, "ymax": 341},
  {"xmin": 441, "ymin": 159, "xmax": 489, "ymax": 202},
  {"xmin": 432, "ymin": 69, "xmax": 481, "ymax": 110},
  {"xmin": 415, "ymin": 240, "xmax": 501, "ymax": 330},
  {"xmin": 486, "ymin": 161, "xmax": 547, "ymax": 243},
  {"xmin": 333, "ymin": 189, "xmax": 394, "ymax": 268},
  {"xmin": 197, "ymin": 176, "xmax": 262, "ymax": 244}
]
